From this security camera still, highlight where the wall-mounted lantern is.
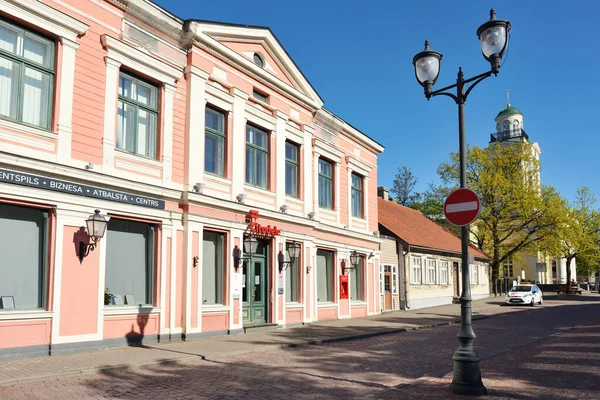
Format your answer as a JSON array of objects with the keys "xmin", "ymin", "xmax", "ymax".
[
  {"xmin": 342, "ymin": 250, "xmax": 361, "ymax": 275},
  {"xmin": 79, "ymin": 209, "xmax": 109, "ymax": 263},
  {"xmin": 233, "ymin": 234, "xmax": 259, "ymax": 272},
  {"xmin": 278, "ymin": 241, "xmax": 301, "ymax": 273}
]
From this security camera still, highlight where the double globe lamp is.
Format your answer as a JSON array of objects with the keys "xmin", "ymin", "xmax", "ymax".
[{"xmin": 412, "ymin": 9, "xmax": 510, "ymax": 396}]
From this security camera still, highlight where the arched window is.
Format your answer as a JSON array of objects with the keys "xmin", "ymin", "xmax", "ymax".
[
  {"xmin": 502, "ymin": 120, "xmax": 510, "ymax": 135},
  {"xmin": 496, "ymin": 123, "xmax": 501, "ymax": 133},
  {"xmin": 513, "ymin": 120, "xmax": 520, "ymax": 134}
]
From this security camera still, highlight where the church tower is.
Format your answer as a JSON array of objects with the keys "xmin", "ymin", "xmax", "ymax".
[
  {"xmin": 490, "ymin": 93, "xmax": 541, "ymax": 178},
  {"xmin": 489, "ymin": 93, "xmax": 574, "ymax": 284}
]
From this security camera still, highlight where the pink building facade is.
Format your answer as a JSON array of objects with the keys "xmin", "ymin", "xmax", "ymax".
[{"xmin": 0, "ymin": 0, "xmax": 383, "ymax": 359}]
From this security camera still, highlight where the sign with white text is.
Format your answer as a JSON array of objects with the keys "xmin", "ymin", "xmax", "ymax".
[{"xmin": 0, "ymin": 168, "xmax": 165, "ymax": 209}]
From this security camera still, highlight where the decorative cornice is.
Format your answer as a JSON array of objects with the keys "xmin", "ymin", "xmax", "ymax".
[
  {"xmin": 101, "ymin": 34, "xmax": 182, "ymax": 84},
  {"xmin": 1, "ymin": 0, "xmax": 89, "ymax": 41},
  {"xmin": 346, "ymin": 156, "xmax": 372, "ymax": 177}
]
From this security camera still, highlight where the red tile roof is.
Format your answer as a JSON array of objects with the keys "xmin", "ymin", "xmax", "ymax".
[{"xmin": 378, "ymin": 197, "xmax": 488, "ymax": 259}]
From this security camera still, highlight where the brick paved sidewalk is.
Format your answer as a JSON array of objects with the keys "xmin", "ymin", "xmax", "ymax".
[{"xmin": 0, "ymin": 297, "xmax": 507, "ymax": 387}]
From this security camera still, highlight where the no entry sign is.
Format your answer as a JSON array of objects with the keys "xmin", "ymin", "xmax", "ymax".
[{"xmin": 444, "ymin": 188, "xmax": 480, "ymax": 226}]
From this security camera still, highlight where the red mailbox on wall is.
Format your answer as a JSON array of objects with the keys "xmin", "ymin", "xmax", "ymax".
[{"xmin": 340, "ymin": 274, "xmax": 349, "ymax": 299}]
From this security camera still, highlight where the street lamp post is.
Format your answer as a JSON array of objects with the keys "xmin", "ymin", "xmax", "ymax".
[{"xmin": 412, "ymin": 9, "xmax": 511, "ymax": 396}]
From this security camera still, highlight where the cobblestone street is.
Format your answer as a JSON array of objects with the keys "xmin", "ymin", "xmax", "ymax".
[{"xmin": 1, "ymin": 296, "xmax": 599, "ymax": 399}]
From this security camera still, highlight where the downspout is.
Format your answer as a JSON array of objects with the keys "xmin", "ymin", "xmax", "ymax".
[{"xmin": 398, "ymin": 241, "xmax": 410, "ymax": 310}]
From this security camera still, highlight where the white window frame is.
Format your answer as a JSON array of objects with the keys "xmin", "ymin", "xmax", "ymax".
[
  {"xmin": 346, "ymin": 156, "xmax": 372, "ymax": 228},
  {"xmin": 439, "ymin": 260, "xmax": 449, "ymax": 285},
  {"xmin": 313, "ymin": 139, "xmax": 343, "ymax": 222},
  {"xmin": 100, "ymin": 34, "xmax": 180, "ymax": 180},
  {"xmin": 0, "ymin": 0, "xmax": 88, "ymax": 162},
  {"xmin": 471, "ymin": 264, "xmax": 479, "ymax": 285},
  {"xmin": 426, "ymin": 259, "xmax": 436, "ymax": 284},
  {"xmin": 411, "ymin": 256, "xmax": 422, "ymax": 285}
]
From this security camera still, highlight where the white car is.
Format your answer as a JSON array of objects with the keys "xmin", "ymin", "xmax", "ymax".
[{"xmin": 505, "ymin": 284, "xmax": 543, "ymax": 306}]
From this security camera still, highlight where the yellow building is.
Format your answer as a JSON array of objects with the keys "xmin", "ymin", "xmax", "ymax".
[{"xmin": 491, "ymin": 103, "xmax": 575, "ymax": 284}]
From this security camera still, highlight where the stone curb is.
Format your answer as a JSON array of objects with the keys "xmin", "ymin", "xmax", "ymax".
[{"xmin": 1, "ymin": 315, "xmax": 490, "ymax": 387}]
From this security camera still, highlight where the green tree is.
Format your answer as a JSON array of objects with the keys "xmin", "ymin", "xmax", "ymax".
[
  {"xmin": 438, "ymin": 141, "xmax": 564, "ymax": 281},
  {"xmin": 550, "ymin": 187, "xmax": 600, "ymax": 286},
  {"xmin": 391, "ymin": 166, "xmax": 421, "ymax": 206},
  {"xmin": 410, "ymin": 182, "xmax": 458, "ymax": 233}
]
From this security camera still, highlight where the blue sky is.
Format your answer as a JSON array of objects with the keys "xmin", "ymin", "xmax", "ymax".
[{"xmin": 155, "ymin": 0, "xmax": 599, "ymax": 204}]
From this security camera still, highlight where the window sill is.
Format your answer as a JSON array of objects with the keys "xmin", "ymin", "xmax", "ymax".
[
  {"xmin": 115, "ymin": 149, "xmax": 163, "ymax": 168},
  {"xmin": 285, "ymin": 303, "xmax": 303, "ymax": 308},
  {"xmin": 103, "ymin": 306, "xmax": 159, "ymax": 316},
  {"xmin": 350, "ymin": 301, "xmax": 367, "ymax": 305},
  {"xmin": 204, "ymin": 173, "xmax": 231, "ymax": 185},
  {"xmin": 201, "ymin": 304, "xmax": 229, "ymax": 313},
  {"xmin": 0, "ymin": 310, "xmax": 53, "ymax": 320},
  {"xmin": 0, "ymin": 118, "xmax": 56, "ymax": 140},
  {"xmin": 285, "ymin": 196, "xmax": 303, "ymax": 204},
  {"xmin": 244, "ymin": 184, "xmax": 275, "ymax": 196},
  {"xmin": 317, "ymin": 302, "xmax": 336, "ymax": 307}
]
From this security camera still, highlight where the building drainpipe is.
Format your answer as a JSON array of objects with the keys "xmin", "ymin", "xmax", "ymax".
[{"xmin": 398, "ymin": 241, "xmax": 409, "ymax": 310}]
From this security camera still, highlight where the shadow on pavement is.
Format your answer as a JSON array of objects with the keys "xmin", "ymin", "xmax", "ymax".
[{"xmin": 76, "ymin": 302, "xmax": 600, "ymax": 399}]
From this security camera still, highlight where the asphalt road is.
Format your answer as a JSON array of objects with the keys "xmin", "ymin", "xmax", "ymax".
[{"xmin": 1, "ymin": 295, "xmax": 599, "ymax": 399}]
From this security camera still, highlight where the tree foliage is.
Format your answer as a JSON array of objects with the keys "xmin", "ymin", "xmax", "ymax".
[
  {"xmin": 437, "ymin": 141, "xmax": 564, "ymax": 281},
  {"xmin": 548, "ymin": 187, "xmax": 600, "ymax": 283},
  {"xmin": 391, "ymin": 166, "xmax": 420, "ymax": 206},
  {"xmin": 410, "ymin": 182, "xmax": 458, "ymax": 233}
]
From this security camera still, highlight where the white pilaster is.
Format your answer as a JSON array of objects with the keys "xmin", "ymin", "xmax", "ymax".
[
  {"xmin": 231, "ymin": 88, "xmax": 249, "ymax": 201},
  {"xmin": 170, "ymin": 226, "xmax": 178, "ymax": 334},
  {"xmin": 346, "ymin": 166, "xmax": 353, "ymax": 228},
  {"xmin": 335, "ymin": 161, "xmax": 341, "ymax": 223},
  {"xmin": 275, "ymin": 111, "xmax": 287, "ymax": 209},
  {"xmin": 229, "ymin": 228, "xmax": 245, "ymax": 331},
  {"xmin": 102, "ymin": 57, "xmax": 121, "ymax": 173},
  {"xmin": 312, "ymin": 152, "xmax": 320, "ymax": 219},
  {"xmin": 162, "ymin": 83, "xmax": 176, "ymax": 185},
  {"xmin": 195, "ymin": 225, "xmax": 204, "ymax": 332},
  {"xmin": 159, "ymin": 223, "xmax": 172, "ymax": 336},
  {"xmin": 303, "ymin": 127, "xmax": 314, "ymax": 217},
  {"xmin": 185, "ymin": 66, "xmax": 210, "ymax": 189},
  {"xmin": 363, "ymin": 176, "xmax": 370, "ymax": 230},
  {"xmin": 56, "ymin": 38, "xmax": 79, "ymax": 164}
]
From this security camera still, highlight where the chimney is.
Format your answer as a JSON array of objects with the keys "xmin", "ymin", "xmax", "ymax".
[{"xmin": 377, "ymin": 186, "xmax": 389, "ymax": 201}]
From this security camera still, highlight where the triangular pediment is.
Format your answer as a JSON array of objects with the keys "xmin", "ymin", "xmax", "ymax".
[
  {"xmin": 188, "ymin": 21, "xmax": 323, "ymax": 109},
  {"xmin": 218, "ymin": 38, "xmax": 297, "ymax": 88}
]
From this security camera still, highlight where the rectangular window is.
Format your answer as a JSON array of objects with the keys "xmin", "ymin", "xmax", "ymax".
[
  {"xmin": 285, "ymin": 141, "xmax": 299, "ymax": 198},
  {"xmin": 117, "ymin": 72, "xmax": 159, "ymax": 159},
  {"xmin": 252, "ymin": 90, "xmax": 268, "ymax": 103},
  {"xmin": 0, "ymin": 204, "xmax": 48, "ymax": 309},
  {"xmin": 202, "ymin": 231, "xmax": 224, "ymax": 304},
  {"xmin": 350, "ymin": 256, "xmax": 364, "ymax": 301},
  {"xmin": 285, "ymin": 241, "xmax": 300, "ymax": 303},
  {"xmin": 205, "ymin": 106, "xmax": 225, "ymax": 176},
  {"xmin": 472, "ymin": 264, "xmax": 479, "ymax": 285},
  {"xmin": 504, "ymin": 257, "xmax": 513, "ymax": 277},
  {"xmin": 411, "ymin": 256, "xmax": 422, "ymax": 284},
  {"xmin": 392, "ymin": 265, "xmax": 398, "ymax": 294},
  {"xmin": 316, "ymin": 249, "xmax": 333, "ymax": 303},
  {"xmin": 427, "ymin": 259, "xmax": 436, "ymax": 284},
  {"xmin": 245, "ymin": 124, "xmax": 269, "ymax": 189},
  {"xmin": 351, "ymin": 173, "xmax": 363, "ymax": 218},
  {"xmin": 105, "ymin": 219, "xmax": 155, "ymax": 306},
  {"xmin": 439, "ymin": 261, "xmax": 449, "ymax": 285},
  {"xmin": 318, "ymin": 158, "xmax": 333, "ymax": 209},
  {"xmin": 0, "ymin": 19, "xmax": 54, "ymax": 130}
]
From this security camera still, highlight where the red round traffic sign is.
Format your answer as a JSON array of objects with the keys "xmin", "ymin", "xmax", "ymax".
[{"xmin": 443, "ymin": 188, "xmax": 480, "ymax": 226}]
